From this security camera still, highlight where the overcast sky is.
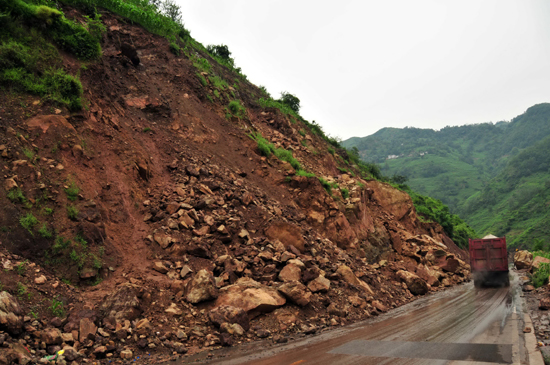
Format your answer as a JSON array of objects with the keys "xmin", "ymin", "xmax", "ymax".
[{"xmin": 177, "ymin": 0, "xmax": 550, "ymax": 140}]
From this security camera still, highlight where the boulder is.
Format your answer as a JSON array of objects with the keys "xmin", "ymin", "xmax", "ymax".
[
  {"xmin": 278, "ymin": 281, "xmax": 311, "ymax": 306},
  {"xmin": 540, "ymin": 297, "xmax": 550, "ymax": 310},
  {"xmin": 214, "ymin": 278, "xmax": 286, "ymax": 317},
  {"xmin": 336, "ymin": 265, "xmax": 374, "ymax": 295},
  {"xmin": 514, "ymin": 250, "xmax": 533, "ymax": 270},
  {"xmin": 208, "ymin": 305, "xmax": 249, "ymax": 331},
  {"xmin": 99, "ymin": 283, "xmax": 142, "ymax": 321},
  {"xmin": 265, "ymin": 222, "xmax": 306, "ymax": 253},
  {"xmin": 307, "ymin": 275, "xmax": 331, "ymax": 293},
  {"xmin": 397, "ymin": 270, "xmax": 429, "ymax": 295},
  {"xmin": 79, "ymin": 318, "xmax": 97, "ymax": 341},
  {"xmin": 185, "ymin": 269, "xmax": 218, "ymax": 304},
  {"xmin": 278, "ymin": 263, "xmax": 302, "ymax": 282},
  {"xmin": 0, "ymin": 291, "xmax": 23, "ymax": 335},
  {"xmin": 40, "ymin": 328, "xmax": 62, "ymax": 345},
  {"xmin": 439, "ymin": 256, "xmax": 460, "ymax": 273}
]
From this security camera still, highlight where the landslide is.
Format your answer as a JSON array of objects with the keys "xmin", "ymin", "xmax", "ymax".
[{"xmin": 0, "ymin": 4, "xmax": 471, "ymax": 363}]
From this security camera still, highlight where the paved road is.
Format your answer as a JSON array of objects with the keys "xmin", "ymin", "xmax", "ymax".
[{"xmin": 183, "ymin": 272, "xmax": 532, "ymax": 365}]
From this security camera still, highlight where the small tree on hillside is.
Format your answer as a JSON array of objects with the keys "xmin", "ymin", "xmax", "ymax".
[
  {"xmin": 279, "ymin": 92, "xmax": 300, "ymax": 113},
  {"xmin": 161, "ymin": 0, "xmax": 183, "ymax": 25}
]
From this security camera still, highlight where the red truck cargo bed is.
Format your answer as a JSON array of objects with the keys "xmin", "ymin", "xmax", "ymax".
[
  {"xmin": 469, "ymin": 237, "xmax": 508, "ymax": 272},
  {"xmin": 469, "ymin": 237, "xmax": 509, "ymax": 287}
]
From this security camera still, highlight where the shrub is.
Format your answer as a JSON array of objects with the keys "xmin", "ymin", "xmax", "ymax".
[
  {"xmin": 296, "ymin": 170, "xmax": 316, "ymax": 178},
  {"xmin": 169, "ymin": 41, "xmax": 180, "ymax": 56},
  {"xmin": 52, "ymin": 236, "xmax": 70, "ymax": 254},
  {"xmin": 20, "ymin": 213, "xmax": 38, "ymax": 234},
  {"xmin": 341, "ymin": 188, "xmax": 350, "ymax": 199},
  {"xmin": 7, "ymin": 188, "xmax": 26, "ymax": 203},
  {"xmin": 300, "ymin": 139, "xmax": 307, "ymax": 147},
  {"xmin": 49, "ymin": 297, "xmax": 65, "ymax": 317},
  {"xmin": 67, "ymin": 205, "xmax": 79, "ymax": 220},
  {"xmin": 226, "ymin": 100, "xmax": 246, "ymax": 119},
  {"xmin": 64, "ymin": 181, "xmax": 80, "ymax": 201},
  {"xmin": 532, "ymin": 263, "xmax": 550, "ymax": 288},
  {"xmin": 273, "ymin": 148, "xmax": 300, "ymax": 170},
  {"xmin": 38, "ymin": 223, "xmax": 53, "ymax": 238}
]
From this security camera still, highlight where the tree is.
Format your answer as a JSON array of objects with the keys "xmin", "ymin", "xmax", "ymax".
[
  {"xmin": 207, "ymin": 44, "xmax": 231, "ymax": 61},
  {"xmin": 161, "ymin": 0, "xmax": 183, "ymax": 25},
  {"xmin": 278, "ymin": 92, "xmax": 300, "ymax": 113}
]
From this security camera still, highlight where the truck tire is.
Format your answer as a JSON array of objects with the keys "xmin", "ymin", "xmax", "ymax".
[{"xmin": 474, "ymin": 279, "xmax": 482, "ymax": 288}]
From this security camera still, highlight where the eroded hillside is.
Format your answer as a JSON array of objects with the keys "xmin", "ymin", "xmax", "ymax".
[{"xmin": 0, "ymin": 4, "xmax": 470, "ymax": 364}]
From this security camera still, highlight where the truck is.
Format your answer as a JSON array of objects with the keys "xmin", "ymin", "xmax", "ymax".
[{"xmin": 469, "ymin": 235, "xmax": 510, "ymax": 287}]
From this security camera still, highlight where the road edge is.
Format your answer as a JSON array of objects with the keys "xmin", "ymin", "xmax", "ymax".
[{"xmin": 525, "ymin": 313, "xmax": 545, "ymax": 365}]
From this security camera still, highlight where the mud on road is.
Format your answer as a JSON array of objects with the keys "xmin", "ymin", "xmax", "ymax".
[{"xmin": 179, "ymin": 271, "xmax": 532, "ymax": 365}]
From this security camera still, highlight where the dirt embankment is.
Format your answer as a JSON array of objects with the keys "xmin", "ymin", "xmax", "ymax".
[{"xmin": 0, "ymin": 7, "xmax": 470, "ymax": 364}]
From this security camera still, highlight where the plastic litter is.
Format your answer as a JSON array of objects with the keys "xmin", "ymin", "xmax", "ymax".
[{"xmin": 42, "ymin": 349, "xmax": 65, "ymax": 361}]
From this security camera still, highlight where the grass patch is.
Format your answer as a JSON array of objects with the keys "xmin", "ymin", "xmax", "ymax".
[
  {"xmin": 300, "ymin": 139, "xmax": 308, "ymax": 147},
  {"xmin": 66, "ymin": 205, "xmax": 79, "ymax": 220},
  {"xmin": 38, "ymin": 223, "xmax": 53, "ymax": 238},
  {"xmin": 64, "ymin": 181, "xmax": 79, "ymax": 201},
  {"xmin": 249, "ymin": 131, "xmax": 301, "ymax": 170},
  {"xmin": 532, "ymin": 262, "xmax": 550, "ymax": 288},
  {"xmin": 340, "ymin": 188, "xmax": 350, "ymax": 199},
  {"xmin": 7, "ymin": 187, "xmax": 26, "ymax": 203},
  {"xmin": 296, "ymin": 170, "xmax": 316, "ymax": 178},
  {"xmin": 20, "ymin": 212, "xmax": 38, "ymax": 234},
  {"xmin": 52, "ymin": 236, "xmax": 71, "ymax": 254},
  {"xmin": 226, "ymin": 100, "xmax": 246, "ymax": 119},
  {"xmin": 49, "ymin": 297, "xmax": 65, "ymax": 317}
]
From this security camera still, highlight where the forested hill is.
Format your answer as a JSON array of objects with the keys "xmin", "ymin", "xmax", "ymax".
[{"xmin": 343, "ymin": 103, "xmax": 550, "ymax": 248}]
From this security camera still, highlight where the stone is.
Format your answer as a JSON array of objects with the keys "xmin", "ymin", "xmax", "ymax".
[
  {"xmin": 40, "ymin": 328, "xmax": 62, "ymax": 345},
  {"xmin": 62, "ymin": 346, "xmax": 79, "ymax": 361},
  {"xmin": 278, "ymin": 263, "xmax": 302, "ymax": 282},
  {"xmin": 135, "ymin": 318, "xmax": 151, "ymax": 335},
  {"xmin": 152, "ymin": 261, "xmax": 169, "ymax": 274},
  {"xmin": 540, "ymin": 297, "xmax": 550, "ymax": 310},
  {"xmin": 209, "ymin": 305, "xmax": 250, "ymax": 331},
  {"xmin": 120, "ymin": 349, "xmax": 133, "ymax": 359},
  {"xmin": 439, "ymin": 256, "xmax": 460, "ymax": 273},
  {"xmin": 4, "ymin": 178, "xmax": 17, "ymax": 191},
  {"xmin": 99, "ymin": 283, "xmax": 142, "ymax": 321},
  {"xmin": 307, "ymin": 275, "xmax": 331, "ymax": 293},
  {"xmin": 214, "ymin": 278, "xmax": 286, "ymax": 317},
  {"xmin": 278, "ymin": 281, "xmax": 311, "ymax": 306},
  {"xmin": 0, "ymin": 291, "xmax": 24, "ymax": 335},
  {"xmin": 397, "ymin": 270, "xmax": 429, "ymax": 295},
  {"xmin": 34, "ymin": 275, "xmax": 47, "ymax": 284},
  {"xmin": 514, "ymin": 250, "xmax": 533, "ymax": 270},
  {"xmin": 372, "ymin": 300, "xmax": 388, "ymax": 312},
  {"xmin": 154, "ymin": 233, "xmax": 173, "ymax": 249},
  {"xmin": 336, "ymin": 265, "xmax": 374, "ymax": 295},
  {"xmin": 180, "ymin": 265, "xmax": 193, "ymax": 279},
  {"xmin": 165, "ymin": 303, "xmax": 182, "ymax": 316},
  {"xmin": 220, "ymin": 322, "xmax": 245, "ymax": 336},
  {"xmin": 93, "ymin": 346, "xmax": 107, "ymax": 359},
  {"xmin": 328, "ymin": 303, "xmax": 346, "ymax": 317},
  {"xmin": 265, "ymin": 222, "xmax": 306, "ymax": 253},
  {"xmin": 185, "ymin": 269, "xmax": 218, "ymax": 304},
  {"xmin": 79, "ymin": 318, "xmax": 97, "ymax": 341}
]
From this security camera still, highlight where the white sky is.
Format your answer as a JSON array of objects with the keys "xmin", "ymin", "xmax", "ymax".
[{"xmin": 177, "ymin": 0, "xmax": 550, "ymax": 140}]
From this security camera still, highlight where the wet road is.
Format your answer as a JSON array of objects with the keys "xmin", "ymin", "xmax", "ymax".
[{"xmin": 183, "ymin": 273, "xmax": 529, "ymax": 365}]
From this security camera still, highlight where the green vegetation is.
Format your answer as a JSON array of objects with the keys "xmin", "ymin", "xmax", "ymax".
[
  {"xmin": 38, "ymin": 223, "xmax": 53, "ymax": 238},
  {"xmin": 22, "ymin": 147, "xmax": 35, "ymax": 160},
  {"xmin": 226, "ymin": 100, "xmax": 246, "ymax": 119},
  {"xmin": 7, "ymin": 188, "xmax": 26, "ymax": 203},
  {"xmin": 296, "ymin": 170, "xmax": 316, "ymax": 178},
  {"xmin": 20, "ymin": 212, "xmax": 38, "ymax": 234},
  {"xmin": 15, "ymin": 260, "xmax": 27, "ymax": 275},
  {"xmin": 344, "ymin": 103, "xmax": 550, "ymax": 250},
  {"xmin": 64, "ymin": 181, "xmax": 80, "ymax": 201},
  {"xmin": 249, "ymin": 132, "xmax": 301, "ymax": 170},
  {"xmin": 142, "ymin": 127, "xmax": 151, "ymax": 133},
  {"xmin": 66, "ymin": 205, "xmax": 79, "ymax": 220},
  {"xmin": 0, "ymin": 0, "xmax": 89, "ymax": 110},
  {"xmin": 49, "ymin": 297, "xmax": 65, "ymax": 317},
  {"xmin": 52, "ymin": 235, "xmax": 71, "ymax": 254},
  {"xmin": 340, "ymin": 188, "xmax": 349, "ymax": 199}
]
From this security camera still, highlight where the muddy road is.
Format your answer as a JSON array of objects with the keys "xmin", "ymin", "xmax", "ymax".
[{"xmin": 178, "ymin": 271, "xmax": 539, "ymax": 365}]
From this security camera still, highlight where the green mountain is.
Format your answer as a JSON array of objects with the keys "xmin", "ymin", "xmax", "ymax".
[{"xmin": 343, "ymin": 103, "xmax": 550, "ymax": 248}]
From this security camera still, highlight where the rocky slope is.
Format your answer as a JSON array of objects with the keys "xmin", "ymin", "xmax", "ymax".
[{"xmin": 0, "ymin": 6, "xmax": 470, "ymax": 364}]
